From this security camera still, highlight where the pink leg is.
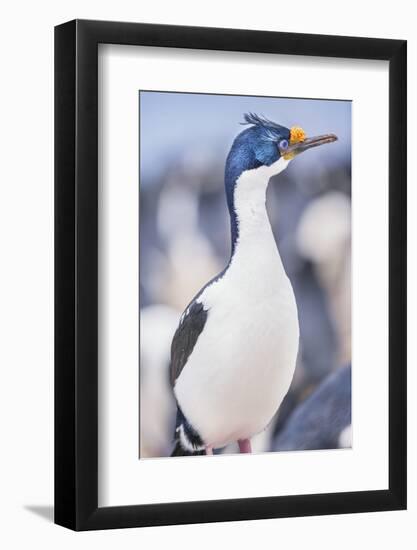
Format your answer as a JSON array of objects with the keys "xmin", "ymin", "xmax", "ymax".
[
  {"xmin": 206, "ymin": 446, "xmax": 213, "ymax": 455},
  {"xmin": 238, "ymin": 439, "xmax": 252, "ymax": 454}
]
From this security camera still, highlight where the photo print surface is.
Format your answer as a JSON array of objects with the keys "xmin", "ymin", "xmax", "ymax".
[{"xmin": 139, "ymin": 91, "xmax": 351, "ymax": 459}]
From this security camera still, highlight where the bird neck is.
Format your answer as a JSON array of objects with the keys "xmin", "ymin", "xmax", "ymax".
[
  {"xmin": 231, "ymin": 167, "xmax": 271, "ymax": 248},
  {"xmin": 223, "ymin": 166, "xmax": 290, "ymax": 292},
  {"xmin": 226, "ymin": 158, "xmax": 289, "ymax": 258}
]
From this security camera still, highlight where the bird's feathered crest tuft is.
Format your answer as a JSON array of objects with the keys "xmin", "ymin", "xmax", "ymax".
[
  {"xmin": 241, "ymin": 113, "xmax": 289, "ymax": 142},
  {"xmin": 241, "ymin": 112, "xmax": 280, "ymax": 129}
]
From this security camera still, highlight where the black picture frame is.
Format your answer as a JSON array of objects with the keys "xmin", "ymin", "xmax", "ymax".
[{"xmin": 55, "ymin": 19, "xmax": 407, "ymax": 531}]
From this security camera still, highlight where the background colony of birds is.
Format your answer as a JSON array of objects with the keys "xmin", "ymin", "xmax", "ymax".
[{"xmin": 139, "ymin": 92, "xmax": 352, "ymax": 458}]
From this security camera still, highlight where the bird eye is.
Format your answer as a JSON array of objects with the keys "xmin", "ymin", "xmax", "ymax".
[{"xmin": 279, "ymin": 139, "xmax": 289, "ymax": 150}]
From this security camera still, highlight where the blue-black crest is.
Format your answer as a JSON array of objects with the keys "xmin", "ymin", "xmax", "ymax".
[{"xmin": 241, "ymin": 113, "xmax": 291, "ymax": 144}]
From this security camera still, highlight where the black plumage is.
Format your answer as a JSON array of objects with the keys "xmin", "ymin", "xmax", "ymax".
[
  {"xmin": 170, "ymin": 301, "xmax": 208, "ymax": 456},
  {"xmin": 170, "ymin": 301, "xmax": 208, "ymax": 386},
  {"xmin": 171, "ymin": 408, "xmax": 206, "ymax": 457}
]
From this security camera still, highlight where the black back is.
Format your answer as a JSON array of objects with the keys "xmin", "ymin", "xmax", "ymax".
[{"xmin": 170, "ymin": 301, "xmax": 208, "ymax": 386}]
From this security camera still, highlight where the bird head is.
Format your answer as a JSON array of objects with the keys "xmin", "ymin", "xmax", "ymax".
[
  {"xmin": 225, "ymin": 113, "xmax": 338, "ymax": 185},
  {"xmin": 224, "ymin": 113, "xmax": 338, "ymax": 252}
]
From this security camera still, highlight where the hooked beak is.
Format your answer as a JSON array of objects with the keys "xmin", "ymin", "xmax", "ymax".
[{"xmin": 282, "ymin": 133, "xmax": 338, "ymax": 160}]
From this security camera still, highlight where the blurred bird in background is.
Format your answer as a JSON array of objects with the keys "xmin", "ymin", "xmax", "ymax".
[
  {"xmin": 139, "ymin": 305, "xmax": 178, "ymax": 458},
  {"xmin": 273, "ymin": 364, "xmax": 351, "ymax": 451},
  {"xmin": 139, "ymin": 93, "xmax": 352, "ymax": 458}
]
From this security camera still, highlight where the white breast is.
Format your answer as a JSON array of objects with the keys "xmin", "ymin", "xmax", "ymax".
[{"xmin": 174, "ymin": 163, "xmax": 299, "ymax": 448}]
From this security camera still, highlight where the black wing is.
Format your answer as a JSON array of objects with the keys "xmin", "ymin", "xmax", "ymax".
[{"xmin": 170, "ymin": 301, "xmax": 208, "ymax": 387}]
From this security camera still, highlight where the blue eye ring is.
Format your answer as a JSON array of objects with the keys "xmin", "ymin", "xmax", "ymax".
[{"xmin": 279, "ymin": 139, "xmax": 289, "ymax": 150}]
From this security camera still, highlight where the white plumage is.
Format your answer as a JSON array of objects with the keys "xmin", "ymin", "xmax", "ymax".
[{"xmin": 174, "ymin": 159, "xmax": 299, "ymax": 448}]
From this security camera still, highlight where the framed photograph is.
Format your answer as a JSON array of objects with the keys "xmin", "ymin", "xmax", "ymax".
[{"xmin": 55, "ymin": 19, "xmax": 407, "ymax": 530}]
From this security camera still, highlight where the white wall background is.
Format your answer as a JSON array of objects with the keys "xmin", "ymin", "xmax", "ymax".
[{"xmin": 0, "ymin": 1, "xmax": 415, "ymax": 548}]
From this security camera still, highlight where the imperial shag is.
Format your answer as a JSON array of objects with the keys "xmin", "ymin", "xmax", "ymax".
[{"xmin": 170, "ymin": 113, "xmax": 337, "ymax": 456}]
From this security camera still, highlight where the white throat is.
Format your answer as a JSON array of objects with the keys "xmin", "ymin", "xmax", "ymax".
[{"xmin": 233, "ymin": 157, "xmax": 290, "ymax": 244}]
